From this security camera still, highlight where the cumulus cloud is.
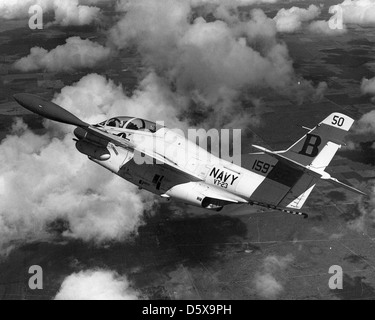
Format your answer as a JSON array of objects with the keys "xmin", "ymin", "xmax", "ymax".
[
  {"xmin": 52, "ymin": 0, "xmax": 101, "ymax": 26},
  {"xmin": 351, "ymin": 77, "xmax": 375, "ymax": 133},
  {"xmin": 353, "ymin": 110, "xmax": 375, "ymax": 134},
  {"xmin": 54, "ymin": 269, "xmax": 140, "ymax": 300},
  {"xmin": 0, "ymin": 74, "xmax": 169, "ymax": 255},
  {"xmin": 0, "ymin": 0, "xmax": 101, "ymax": 26},
  {"xmin": 273, "ymin": 5, "xmax": 321, "ymax": 33},
  {"xmin": 13, "ymin": 37, "xmax": 112, "ymax": 72},
  {"xmin": 254, "ymin": 254, "xmax": 294, "ymax": 299},
  {"xmin": 0, "ymin": 120, "xmax": 151, "ymax": 248},
  {"xmin": 109, "ymin": 0, "xmax": 326, "ymax": 128},
  {"xmin": 361, "ymin": 77, "xmax": 375, "ymax": 96},
  {"xmin": 0, "ymin": 0, "xmax": 38, "ymax": 19},
  {"xmin": 332, "ymin": 0, "xmax": 375, "ymax": 26},
  {"xmin": 110, "ymin": 1, "xmax": 285, "ymax": 92},
  {"xmin": 176, "ymin": 17, "xmax": 291, "ymax": 96},
  {"xmin": 51, "ymin": 73, "xmax": 185, "ymax": 129}
]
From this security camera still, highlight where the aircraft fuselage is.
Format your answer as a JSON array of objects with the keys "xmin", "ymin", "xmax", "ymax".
[{"xmin": 75, "ymin": 124, "xmax": 262, "ymax": 211}]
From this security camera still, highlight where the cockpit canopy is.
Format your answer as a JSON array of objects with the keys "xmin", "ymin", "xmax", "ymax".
[{"xmin": 97, "ymin": 117, "xmax": 163, "ymax": 133}]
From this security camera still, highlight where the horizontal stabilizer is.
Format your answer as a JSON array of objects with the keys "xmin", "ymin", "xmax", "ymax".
[{"xmin": 324, "ymin": 177, "xmax": 367, "ymax": 196}]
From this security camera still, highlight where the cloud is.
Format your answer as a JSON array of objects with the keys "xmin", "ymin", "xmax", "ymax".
[
  {"xmin": 51, "ymin": 72, "xmax": 185, "ymax": 129},
  {"xmin": 0, "ymin": 0, "xmax": 101, "ymax": 26},
  {"xmin": 0, "ymin": 0, "xmax": 40, "ymax": 19},
  {"xmin": 13, "ymin": 37, "xmax": 112, "ymax": 72},
  {"xmin": 353, "ymin": 110, "xmax": 375, "ymax": 134},
  {"xmin": 273, "ymin": 5, "xmax": 321, "ymax": 33},
  {"xmin": 361, "ymin": 77, "xmax": 375, "ymax": 96},
  {"xmin": 52, "ymin": 0, "xmax": 101, "ymax": 26},
  {"xmin": 308, "ymin": 20, "xmax": 347, "ymax": 35},
  {"xmin": 352, "ymin": 80, "xmax": 375, "ymax": 133},
  {"xmin": 109, "ymin": 0, "xmax": 326, "ymax": 128},
  {"xmin": 0, "ymin": 74, "xmax": 168, "ymax": 255},
  {"xmin": 54, "ymin": 269, "xmax": 140, "ymax": 300},
  {"xmin": 0, "ymin": 120, "xmax": 151, "ymax": 246},
  {"xmin": 176, "ymin": 17, "xmax": 290, "ymax": 96},
  {"xmin": 254, "ymin": 254, "xmax": 294, "ymax": 299},
  {"xmin": 332, "ymin": 0, "xmax": 375, "ymax": 26}
]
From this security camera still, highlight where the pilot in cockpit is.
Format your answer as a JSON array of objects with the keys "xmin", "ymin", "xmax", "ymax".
[
  {"xmin": 149, "ymin": 124, "xmax": 156, "ymax": 133},
  {"xmin": 127, "ymin": 122, "xmax": 139, "ymax": 130},
  {"xmin": 107, "ymin": 118, "xmax": 121, "ymax": 128}
]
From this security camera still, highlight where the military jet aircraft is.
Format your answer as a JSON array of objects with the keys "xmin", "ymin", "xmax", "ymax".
[{"xmin": 14, "ymin": 93, "xmax": 366, "ymax": 218}]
